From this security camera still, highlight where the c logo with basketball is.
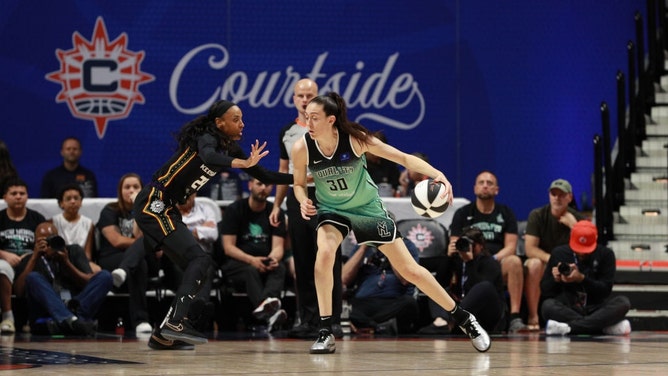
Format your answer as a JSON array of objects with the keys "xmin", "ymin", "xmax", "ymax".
[
  {"xmin": 46, "ymin": 17, "xmax": 154, "ymax": 138},
  {"xmin": 405, "ymin": 223, "xmax": 434, "ymax": 253}
]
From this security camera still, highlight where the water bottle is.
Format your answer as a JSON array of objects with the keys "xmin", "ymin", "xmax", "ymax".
[
  {"xmin": 209, "ymin": 182, "xmax": 220, "ymax": 200},
  {"xmin": 220, "ymin": 172, "xmax": 239, "ymax": 200},
  {"xmin": 378, "ymin": 177, "xmax": 393, "ymax": 197},
  {"xmin": 115, "ymin": 317, "xmax": 125, "ymax": 336}
]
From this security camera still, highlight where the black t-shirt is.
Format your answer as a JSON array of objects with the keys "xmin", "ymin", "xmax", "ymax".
[
  {"xmin": 449, "ymin": 202, "xmax": 518, "ymax": 255},
  {"xmin": 219, "ymin": 199, "xmax": 286, "ymax": 257},
  {"xmin": 0, "ymin": 208, "xmax": 47, "ymax": 256}
]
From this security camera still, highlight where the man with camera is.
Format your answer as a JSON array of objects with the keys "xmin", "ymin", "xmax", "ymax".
[
  {"xmin": 341, "ymin": 237, "xmax": 420, "ymax": 335},
  {"xmin": 540, "ymin": 220, "xmax": 631, "ymax": 336},
  {"xmin": 13, "ymin": 222, "xmax": 112, "ymax": 336},
  {"xmin": 419, "ymin": 226, "xmax": 506, "ymax": 334}
]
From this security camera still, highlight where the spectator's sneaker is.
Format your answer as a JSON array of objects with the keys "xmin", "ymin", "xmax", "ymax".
[
  {"xmin": 148, "ymin": 328, "xmax": 194, "ymax": 350},
  {"xmin": 66, "ymin": 318, "xmax": 97, "ymax": 337},
  {"xmin": 602, "ymin": 319, "xmax": 631, "ymax": 336},
  {"xmin": 111, "ymin": 268, "xmax": 127, "ymax": 288},
  {"xmin": 288, "ymin": 322, "xmax": 318, "ymax": 339},
  {"xmin": 310, "ymin": 329, "xmax": 336, "ymax": 354},
  {"xmin": 507, "ymin": 317, "xmax": 528, "ymax": 333},
  {"xmin": 161, "ymin": 318, "xmax": 208, "ymax": 345},
  {"xmin": 545, "ymin": 319, "xmax": 571, "ymax": 336},
  {"xmin": 268, "ymin": 309, "xmax": 287, "ymax": 332},
  {"xmin": 252, "ymin": 297, "xmax": 281, "ymax": 320},
  {"xmin": 459, "ymin": 314, "xmax": 491, "ymax": 352},
  {"xmin": 0, "ymin": 319, "xmax": 15, "ymax": 334}
]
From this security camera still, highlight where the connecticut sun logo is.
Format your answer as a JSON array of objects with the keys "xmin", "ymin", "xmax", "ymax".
[
  {"xmin": 46, "ymin": 17, "xmax": 154, "ymax": 138},
  {"xmin": 405, "ymin": 223, "xmax": 434, "ymax": 253}
]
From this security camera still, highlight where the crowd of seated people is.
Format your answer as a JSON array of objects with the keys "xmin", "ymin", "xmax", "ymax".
[{"xmin": 0, "ymin": 136, "xmax": 633, "ymax": 340}]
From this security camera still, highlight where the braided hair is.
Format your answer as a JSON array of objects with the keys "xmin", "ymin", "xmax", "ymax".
[{"xmin": 175, "ymin": 100, "xmax": 236, "ymax": 151}]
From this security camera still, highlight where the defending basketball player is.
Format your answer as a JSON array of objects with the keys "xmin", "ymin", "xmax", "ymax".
[{"xmin": 292, "ymin": 92, "xmax": 491, "ymax": 354}]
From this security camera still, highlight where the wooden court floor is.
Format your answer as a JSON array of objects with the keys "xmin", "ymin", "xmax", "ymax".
[{"xmin": 1, "ymin": 331, "xmax": 667, "ymax": 375}]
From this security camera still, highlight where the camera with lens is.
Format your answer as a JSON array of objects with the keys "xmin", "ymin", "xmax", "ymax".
[
  {"xmin": 364, "ymin": 248, "xmax": 389, "ymax": 270},
  {"xmin": 455, "ymin": 236, "xmax": 474, "ymax": 253},
  {"xmin": 558, "ymin": 262, "xmax": 572, "ymax": 275},
  {"xmin": 46, "ymin": 235, "xmax": 66, "ymax": 251}
]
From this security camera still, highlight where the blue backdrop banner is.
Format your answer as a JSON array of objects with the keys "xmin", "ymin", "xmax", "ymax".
[{"xmin": 0, "ymin": 0, "xmax": 643, "ymax": 219}]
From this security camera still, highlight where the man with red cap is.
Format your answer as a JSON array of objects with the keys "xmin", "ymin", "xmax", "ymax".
[{"xmin": 540, "ymin": 220, "xmax": 631, "ymax": 336}]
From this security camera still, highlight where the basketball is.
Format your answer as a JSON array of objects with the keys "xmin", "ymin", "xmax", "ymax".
[{"xmin": 410, "ymin": 178, "xmax": 449, "ymax": 218}]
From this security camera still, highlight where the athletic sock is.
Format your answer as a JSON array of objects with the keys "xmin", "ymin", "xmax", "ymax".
[
  {"xmin": 449, "ymin": 305, "xmax": 470, "ymax": 325},
  {"xmin": 319, "ymin": 316, "xmax": 333, "ymax": 331}
]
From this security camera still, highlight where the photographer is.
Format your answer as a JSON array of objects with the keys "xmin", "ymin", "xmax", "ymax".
[
  {"xmin": 419, "ymin": 226, "xmax": 506, "ymax": 334},
  {"xmin": 541, "ymin": 220, "xmax": 631, "ymax": 336},
  {"xmin": 14, "ymin": 222, "xmax": 112, "ymax": 336},
  {"xmin": 341, "ymin": 237, "xmax": 420, "ymax": 335}
]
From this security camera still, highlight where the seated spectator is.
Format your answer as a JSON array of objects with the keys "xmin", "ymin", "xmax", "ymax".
[
  {"xmin": 397, "ymin": 152, "xmax": 429, "ymax": 197},
  {"xmin": 342, "ymin": 236, "xmax": 419, "ymax": 335},
  {"xmin": 50, "ymin": 183, "xmax": 100, "ymax": 273},
  {"xmin": 13, "ymin": 222, "xmax": 112, "ymax": 336},
  {"xmin": 447, "ymin": 171, "xmax": 524, "ymax": 332},
  {"xmin": 524, "ymin": 178, "xmax": 586, "ymax": 330},
  {"xmin": 0, "ymin": 140, "xmax": 18, "ymax": 191},
  {"xmin": 419, "ymin": 226, "xmax": 506, "ymax": 335},
  {"xmin": 541, "ymin": 220, "xmax": 631, "ymax": 336},
  {"xmin": 177, "ymin": 193, "xmax": 219, "ymax": 254},
  {"xmin": 0, "ymin": 177, "xmax": 46, "ymax": 334},
  {"xmin": 40, "ymin": 137, "xmax": 98, "ymax": 198},
  {"xmin": 97, "ymin": 173, "xmax": 154, "ymax": 335},
  {"xmin": 219, "ymin": 177, "xmax": 287, "ymax": 332},
  {"xmin": 365, "ymin": 132, "xmax": 401, "ymax": 197}
]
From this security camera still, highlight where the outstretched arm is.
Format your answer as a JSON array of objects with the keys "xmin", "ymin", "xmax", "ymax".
[{"xmin": 363, "ymin": 136, "xmax": 453, "ymax": 205}]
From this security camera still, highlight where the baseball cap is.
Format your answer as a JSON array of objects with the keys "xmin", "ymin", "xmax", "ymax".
[
  {"xmin": 549, "ymin": 179, "xmax": 572, "ymax": 194},
  {"xmin": 569, "ymin": 220, "xmax": 598, "ymax": 254}
]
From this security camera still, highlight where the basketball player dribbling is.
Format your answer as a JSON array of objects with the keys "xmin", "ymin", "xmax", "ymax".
[{"xmin": 291, "ymin": 91, "xmax": 491, "ymax": 354}]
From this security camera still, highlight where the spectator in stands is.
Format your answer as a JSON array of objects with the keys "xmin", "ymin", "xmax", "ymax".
[
  {"xmin": 541, "ymin": 220, "xmax": 631, "ymax": 336},
  {"xmin": 97, "ymin": 173, "xmax": 154, "ymax": 335},
  {"xmin": 446, "ymin": 170, "xmax": 524, "ymax": 332},
  {"xmin": 40, "ymin": 137, "xmax": 98, "ymax": 198},
  {"xmin": 397, "ymin": 152, "xmax": 429, "ymax": 197},
  {"xmin": 419, "ymin": 226, "xmax": 506, "ymax": 335},
  {"xmin": 176, "ymin": 193, "xmax": 219, "ymax": 254},
  {"xmin": 524, "ymin": 178, "xmax": 586, "ymax": 330},
  {"xmin": 342, "ymin": 236, "xmax": 420, "ymax": 335},
  {"xmin": 268, "ymin": 78, "xmax": 343, "ymax": 339},
  {"xmin": 0, "ymin": 177, "xmax": 46, "ymax": 334},
  {"xmin": 0, "ymin": 140, "xmax": 18, "ymax": 191},
  {"xmin": 220, "ymin": 177, "xmax": 288, "ymax": 332},
  {"xmin": 13, "ymin": 222, "xmax": 112, "ymax": 336},
  {"xmin": 50, "ymin": 183, "xmax": 100, "ymax": 273},
  {"xmin": 365, "ymin": 132, "xmax": 401, "ymax": 197}
]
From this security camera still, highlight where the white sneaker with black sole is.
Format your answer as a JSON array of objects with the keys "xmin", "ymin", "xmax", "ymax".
[
  {"xmin": 268, "ymin": 309, "xmax": 287, "ymax": 332},
  {"xmin": 253, "ymin": 297, "xmax": 281, "ymax": 320}
]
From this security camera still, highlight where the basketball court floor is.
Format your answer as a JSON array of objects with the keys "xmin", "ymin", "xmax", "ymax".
[{"xmin": 1, "ymin": 330, "xmax": 666, "ymax": 375}]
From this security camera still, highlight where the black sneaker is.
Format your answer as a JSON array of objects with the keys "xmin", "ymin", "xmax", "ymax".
[
  {"xmin": 148, "ymin": 328, "xmax": 195, "ymax": 350},
  {"xmin": 64, "ymin": 318, "xmax": 96, "ymax": 337},
  {"xmin": 161, "ymin": 318, "xmax": 208, "ymax": 345},
  {"xmin": 458, "ymin": 314, "xmax": 491, "ymax": 352},
  {"xmin": 288, "ymin": 322, "xmax": 318, "ymax": 339},
  {"xmin": 309, "ymin": 329, "xmax": 336, "ymax": 354}
]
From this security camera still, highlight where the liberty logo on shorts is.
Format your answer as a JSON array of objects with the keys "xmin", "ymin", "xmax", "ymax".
[
  {"xmin": 149, "ymin": 199, "xmax": 166, "ymax": 214},
  {"xmin": 46, "ymin": 17, "xmax": 154, "ymax": 139}
]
